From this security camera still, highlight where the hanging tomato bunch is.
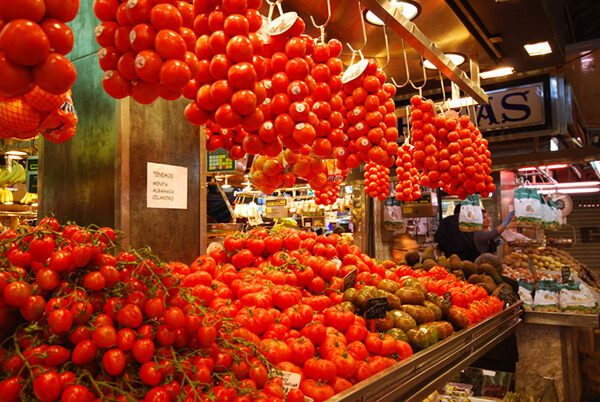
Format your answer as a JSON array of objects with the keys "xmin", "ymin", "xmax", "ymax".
[
  {"xmin": 407, "ymin": 95, "xmax": 494, "ymax": 199},
  {"xmin": 0, "ymin": 0, "xmax": 79, "ymax": 97},
  {"xmin": 394, "ymin": 143, "xmax": 422, "ymax": 201},
  {"xmin": 339, "ymin": 59, "xmax": 398, "ymax": 170},
  {"xmin": 95, "ymin": 0, "xmax": 200, "ymax": 104},
  {"xmin": 364, "ymin": 162, "xmax": 390, "ymax": 201},
  {"xmin": 183, "ymin": 0, "xmax": 266, "ymax": 130}
]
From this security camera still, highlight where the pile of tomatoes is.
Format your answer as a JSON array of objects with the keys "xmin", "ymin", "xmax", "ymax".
[
  {"xmin": 394, "ymin": 143, "xmax": 422, "ymax": 202},
  {"xmin": 0, "ymin": 218, "xmax": 505, "ymax": 402},
  {"xmin": 0, "ymin": 0, "xmax": 79, "ymax": 97}
]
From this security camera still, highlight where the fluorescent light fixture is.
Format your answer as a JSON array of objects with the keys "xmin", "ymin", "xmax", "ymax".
[
  {"xmin": 480, "ymin": 67, "xmax": 515, "ymax": 79},
  {"xmin": 530, "ymin": 181, "xmax": 600, "ymax": 189},
  {"xmin": 517, "ymin": 164, "xmax": 569, "ymax": 172},
  {"xmin": 538, "ymin": 188, "xmax": 600, "ymax": 195},
  {"xmin": 365, "ymin": 1, "xmax": 420, "ymax": 25},
  {"xmin": 424, "ymin": 53, "xmax": 466, "ymax": 70},
  {"xmin": 5, "ymin": 150, "xmax": 28, "ymax": 156},
  {"xmin": 524, "ymin": 41, "xmax": 552, "ymax": 56}
]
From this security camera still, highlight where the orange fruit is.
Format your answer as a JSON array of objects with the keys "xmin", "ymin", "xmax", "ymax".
[{"xmin": 263, "ymin": 159, "xmax": 282, "ymax": 176}]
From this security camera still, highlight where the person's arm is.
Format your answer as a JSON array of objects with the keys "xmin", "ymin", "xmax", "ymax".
[
  {"xmin": 494, "ymin": 211, "xmax": 515, "ymax": 234},
  {"xmin": 474, "ymin": 228, "xmax": 500, "ymax": 254}
]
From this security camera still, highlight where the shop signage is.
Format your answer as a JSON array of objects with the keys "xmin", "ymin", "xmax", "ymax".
[
  {"xmin": 264, "ymin": 197, "xmax": 289, "ymax": 218},
  {"xmin": 270, "ymin": 369, "xmax": 301, "ymax": 394},
  {"xmin": 343, "ymin": 269, "xmax": 358, "ymax": 291},
  {"xmin": 397, "ymin": 78, "xmax": 551, "ymax": 138},
  {"xmin": 561, "ymin": 266, "xmax": 571, "ymax": 284},
  {"xmin": 146, "ymin": 162, "xmax": 187, "ymax": 210},
  {"xmin": 26, "ymin": 156, "xmax": 38, "ymax": 194},
  {"xmin": 476, "ymin": 82, "xmax": 545, "ymax": 131}
]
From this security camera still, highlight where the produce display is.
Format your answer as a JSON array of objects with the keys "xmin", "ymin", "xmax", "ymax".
[{"xmin": 0, "ymin": 221, "xmax": 506, "ymax": 401}]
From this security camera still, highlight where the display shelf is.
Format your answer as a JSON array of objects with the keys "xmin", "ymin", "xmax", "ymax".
[
  {"xmin": 523, "ymin": 310, "xmax": 599, "ymax": 328},
  {"xmin": 331, "ymin": 301, "xmax": 523, "ymax": 402}
]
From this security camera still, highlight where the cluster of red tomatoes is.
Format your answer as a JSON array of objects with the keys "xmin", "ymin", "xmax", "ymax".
[
  {"xmin": 337, "ymin": 60, "xmax": 398, "ymax": 171},
  {"xmin": 205, "ymin": 121, "xmax": 249, "ymax": 160},
  {"xmin": 394, "ymin": 143, "xmax": 422, "ymax": 201},
  {"xmin": 363, "ymin": 162, "xmax": 391, "ymax": 201},
  {"xmin": 184, "ymin": 0, "xmax": 266, "ymax": 131},
  {"xmin": 314, "ymin": 185, "xmax": 340, "ymax": 206},
  {"xmin": 0, "ymin": 219, "xmax": 505, "ymax": 401},
  {"xmin": 94, "ymin": 0, "xmax": 202, "ymax": 104},
  {"xmin": 407, "ymin": 95, "xmax": 495, "ymax": 200},
  {"xmin": 0, "ymin": 0, "xmax": 79, "ymax": 98}
]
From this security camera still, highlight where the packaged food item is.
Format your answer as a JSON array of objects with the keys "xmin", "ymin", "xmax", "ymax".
[
  {"xmin": 518, "ymin": 281, "xmax": 534, "ymax": 310},
  {"xmin": 441, "ymin": 382, "xmax": 473, "ymax": 397},
  {"xmin": 532, "ymin": 280, "xmax": 560, "ymax": 312},
  {"xmin": 459, "ymin": 195, "xmax": 483, "ymax": 231},
  {"xmin": 558, "ymin": 281, "xmax": 598, "ymax": 314},
  {"xmin": 514, "ymin": 188, "xmax": 541, "ymax": 227}
]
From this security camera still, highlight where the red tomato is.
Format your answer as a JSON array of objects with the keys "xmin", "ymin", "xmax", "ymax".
[
  {"xmin": 102, "ymin": 348, "xmax": 126, "ymax": 376},
  {"xmin": 39, "ymin": 18, "xmax": 74, "ymax": 55},
  {"xmin": 300, "ymin": 378, "xmax": 335, "ymax": 402},
  {"xmin": 71, "ymin": 340, "xmax": 98, "ymax": 365},
  {"xmin": 33, "ymin": 53, "xmax": 77, "ymax": 95},
  {"xmin": 3, "ymin": 281, "xmax": 31, "ymax": 307},
  {"xmin": 132, "ymin": 338, "xmax": 155, "ymax": 363},
  {"xmin": 93, "ymin": 0, "xmax": 118, "ymax": 21},
  {"xmin": 130, "ymin": 23, "xmax": 157, "ymax": 52},
  {"xmin": 227, "ymin": 62, "xmax": 257, "ymax": 89},
  {"xmin": 0, "ymin": 51, "xmax": 34, "ymax": 96},
  {"xmin": 0, "ymin": 19, "xmax": 50, "ymax": 66},
  {"xmin": 33, "ymin": 371, "xmax": 62, "ymax": 402},
  {"xmin": 19, "ymin": 295, "xmax": 46, "ymax": 321},
  {"xmin": 131, "ymin": 79, "xmax": 160, "ymax": 104},
  {"xmin": 150, "ymin": 4, "xmax": 182, "ymax": 31},
  {"xmin": 159, "ymin": 59, "xmax": 191, "ymax": 90},
  {"xmin": 0, "ymin": 0, "xmax": 46, "ymax": 22},
  {"xmin": 60, "ymin": 385, "xmax": 94, "ymax": 402},
  {"xmin": 154, "ymin": 29, "xmax": 187, "ymax": 60},
  {"xmin": 226, "ymin": 35, "xmax": 253, "ymax": 62}
]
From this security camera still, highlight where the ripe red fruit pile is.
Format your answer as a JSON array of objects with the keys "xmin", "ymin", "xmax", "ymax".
[
  {"xmin": 0, "ymin": 219, "xmax": 505, "ymax": 401},
  {"xmin": 95, "ymin": 0, "xmax": 200, "ymax": 104},
  {"xmin": 184, "ymin": 0, "xmax": 266, "ymax": 129},
  {"xmin": 403, "ymin": 95, "xmax": 495, "ymax": 200},
  {"xmin": 338, "ymin": 60, "xmax": 398, "ymax": 170},
  {"xmin": 205, "ymin": 121, "xmax": 248, "ymax": 160},
  {"xmin": 364, "ymin": 162, "xmax": 391, "ymax": 201},
  {"xmin": 0, "ymin": 0, "xmax": 79, "ymax": 97}
]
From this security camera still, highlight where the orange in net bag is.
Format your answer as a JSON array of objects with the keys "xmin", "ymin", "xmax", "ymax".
[
  {"xmin": 0, "ymin": 96, "xmax": 42, "ymax": 134},
  {"xmin": 39, "ymin": 92, "xmax": 77, "ymax": 144}
]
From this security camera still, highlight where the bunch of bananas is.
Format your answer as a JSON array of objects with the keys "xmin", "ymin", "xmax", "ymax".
[
  {"xmin": 0, "ymin": 187, "xmax": 14, "ymax": 204},
  {"xmin": 20, "ymin": 192, "xmax": 38, "ymax": 205},
  {"xmin": 0, "ymin": 161, "xmax": 26, "ymax": 186}
]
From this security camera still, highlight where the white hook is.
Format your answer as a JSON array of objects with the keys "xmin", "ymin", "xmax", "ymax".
[
  {"xmin": 266, "ymin": 0, "xmax": 284, "ymax": 21},
  {"xmin": 391, "ymin": 39, "xmax": 410, "ymax": 88},
  {"xmin": 347, "ymin": 1, "xmax": 368, "ymax": 53},
  {"xmin": 310, "ymin": 0, "xmax": 332, "ymax": 43},
  {"xmin": 409, "ymin": 54, "xmax": 427, "ymax": 93},
  {"xmin": 382, "ymin": 25, "xmax": 390, "ymax": 69}
]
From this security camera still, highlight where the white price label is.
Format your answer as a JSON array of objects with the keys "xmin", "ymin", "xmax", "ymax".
[{"xmin": 271, "ymin": 370, "xmax": 301, "ymax": 394}]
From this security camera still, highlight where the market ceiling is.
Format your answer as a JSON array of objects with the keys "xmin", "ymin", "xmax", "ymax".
[{"xmin": 260, "ymin": 0, "xmax": 600, "ymax": 130}]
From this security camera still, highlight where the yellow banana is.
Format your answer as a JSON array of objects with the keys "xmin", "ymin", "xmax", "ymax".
[{"xmin": 6, "ymin": 189, "xmax": 13, "ymax": 204}]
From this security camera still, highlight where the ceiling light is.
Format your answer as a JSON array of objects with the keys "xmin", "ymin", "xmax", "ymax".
[
  {"xmin": 480, "ymin": 67, "xmax": 515, "ymax": 79},
  {"xmin": 518, "ymin": 164, "xmax": 569, "ymax": 172},
  {"xmin": 423, "ymin": 53, "xmax": 466, "ymax": 70},
  {"xmin": 5, "ymin": 150, "xmax": 28, "ymax": 156},
  {"xmin": 536, "ymin": 181, "xmax": 600, "ymax": 189},
  {"xmin": 524, "ymin": 41, "xmax": 552, "ymax": 56},
  {"xmin": 364, "ymin": 1, "xmax": 420, "ymax": 25}
]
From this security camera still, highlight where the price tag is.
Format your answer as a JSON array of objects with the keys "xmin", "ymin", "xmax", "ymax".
[
  {"xmin": 498, "ymin": 286, "xmax": 518, "ymax": 305},
  {"xmin": 343, "ymin": 269, "xmax": 358, "ymax": 291},
  {"xmin": 365, "ymin": 297, "xmax": 388, "ymax": 320},
  {"xmin": 271, "ymin": 370, "xmax": 301, "ymax": 394},
  {"xmin": 561, "ymin": 266, "xmax": 571, "ymax": 284},
  {"xmin": 443, "ymin": 292, "xmax": 453, "ymax": 306}
]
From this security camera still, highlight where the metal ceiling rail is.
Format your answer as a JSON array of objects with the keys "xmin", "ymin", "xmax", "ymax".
[{"xmin": 359, "ymin": 0, "xmax": 489, "ymax": 105}]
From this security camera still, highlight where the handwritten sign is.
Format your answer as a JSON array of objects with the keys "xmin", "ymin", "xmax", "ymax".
[
  {"xmin": 365, "ymin": 297, "xmax": 388, "ymax": 320},
  {"xmin": 147, "ymin": 162, "xmax": 187, "ymax": 209},
  {"xmin": 561, "ymin": 266, "xmax": 571, "ymax": 284},
  {"xmin": 343, "ymin": 269, "xmax": 358, "ymax": 291},
  {"xmin": 270, "ymin": 370, "xmax": 301, "ymax": 394}
]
